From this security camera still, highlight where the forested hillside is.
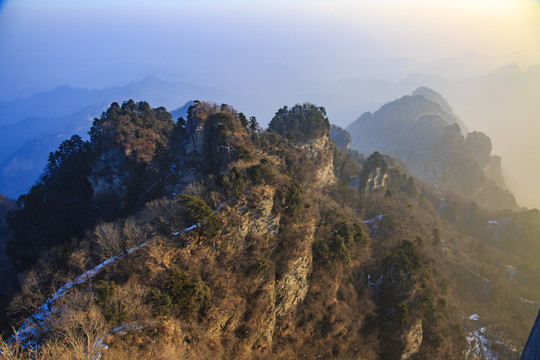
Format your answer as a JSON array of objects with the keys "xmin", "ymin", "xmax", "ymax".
[{"xmin": 0, "ymin": 100, "xmax": 538, "ymax": 359}]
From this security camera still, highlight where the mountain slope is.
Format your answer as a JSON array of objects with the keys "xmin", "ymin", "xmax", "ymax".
[
  {"xmin": 2, "ymin": 100, "xmax": 467, "ymax": 359},
  {"xmin": 346, "ymin": 88, "xmax": 516, "ymax": 210},
  {"xmin": 2, "ymin": 100, "xmax": 539, "ymax": 359}
]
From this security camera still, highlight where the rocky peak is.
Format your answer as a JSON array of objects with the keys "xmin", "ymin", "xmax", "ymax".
[{"xmin": 412, "ymin": 86, "xmax": 468, "ymax": 134}]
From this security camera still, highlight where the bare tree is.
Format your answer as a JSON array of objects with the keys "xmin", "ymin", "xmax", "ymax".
[
  {"xmin": 122, "ymin": 218, "xmax": 145, "ymax": 249},
  {"xmin": 8, "ymin": 270, "xmax": 46, "ymax": 328},
  {"xmin": 93, "ymin": 222, "xmax": 122, "ymax": 261},
  {"xmin": 48, "ymin": 303, "xmax": 106, "ymax": 360}
]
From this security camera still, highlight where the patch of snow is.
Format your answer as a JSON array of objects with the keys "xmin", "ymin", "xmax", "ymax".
[
  {"xmin": 363, "ymin": 214, "xmax": 385, "ymax": 235},
  {"xmin": 183, "ymin": 224, "xmax": 198, "ymax": 231},
  {"xmin": 363, "ymin": 214, "xmax": 385, "ymax": 225},
  {"xmin": 213, "ymin": 197, "xmax": 235, "ymax": 214},
  {"xmin": 466, "ymin": 327, "xmax": 498, "ymax": 360},
  {"xmin": 487, "ymin": 218, "xmax": 510, "ymax": 227},
  {"xmin": 172, "ymin": 232, "xmax": 180, "ymax": 236},
  {"xmin": 12, "ymin": 242, "xmax": 148, "ymax": 346},
  {"xmin": 367, "ymin": 273, "xmax": 384, "ymax": 295},
  {"xmin": 13, "ymin": 197, "xmax": 235, "ymax": 348},
  {"xmin": 519, "ymin": 297, "xmax": 540, "ymax": 306},
  {"xmin": 438, "ymin": 198, "xmax": 447, "ymax": 213},
  {"xmin": 505, "ymin": 265, "xmax": 516, "ymax": 279},
  {"xmin": 470, "ymin": 314, "xmax": 480, "ymax": 321}
]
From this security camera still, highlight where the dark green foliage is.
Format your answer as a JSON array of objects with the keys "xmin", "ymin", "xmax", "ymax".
[
  {"xmin": 89, "ymin": 100, "xmax": 174, "ymax": 163},
  {"xmin": 96, "ymin": 280, "xmax": 117, "ymax": 304},
  {"xmin": 235, "ymin": 145, "xmax": 252, "ymax": 161},
  {"xmin": 202, "ymin": 214, "xmax": 221, "ymax": 239},
  {"xmin": 314, "ymin": 235, "xmax": 352, "ymax": 265},
  {"xmin": 249, "ymin": 116, "xmax": 259, "ymax": 132},
  {"xmin": 178, "ymin": 194, "xmax": 220, "ymax": 237},
  {"xmin": 147, "ymin": 288, "xmax": 173, "ymax": 317},
  {"xmin": 358, "ymin": 151, "xmax": 388, "ymax": 191},
  {"xmin": 313, "ymin": 240, "xmax": 330, "ymax": 262},
  {"xmin": 6, "ymin": 101, "xmax": 179, "ymax": 269},
  {"xmin": 246, "ymin": 158, "xmax": 276, "ymax": 185},
  {"xmin": 95, "ymin": 280, "xmax": 126, "ymax": 326},
  {"xmin": 6, "ymin": 135, "xmax": 94, "ymax": 268},
  {"xmin": 284, "ymin": 181, "xmax": 304, "ymax": 218},
  {"xmin": 398, "ymin": 302, "xmax": 410, "ymax": 328},
  {"xmin": 332, "ymin": 222, "xmax": 354, "ymax": 244},
  {"xmin": 351, "ymin": 223, "xmax": 367, "ymax": 245},
  {"xmin": 332, "ymin": 221, "xmax": 367, "ymax": 246},
  {"xmin": 384, "ymin": 240, "xmax": 423, "ymax": 272},
  {"xmin": 314, "ymin": 220, "xmax": 367, "ymax": 266},
  {"xmin": 123, "ymin": 163, "xmax": 147, "ymax": 213},
  {"xmin": 168, "ymin": 271, "xmax": 211, "ymax": 316},
  {"xmin": 249, "ymin": 259, "xmax": 268, "ymax": 275},
  {"xmin": 238, "ymin": 112, "xmax": 249, "ymax": 128},
  {"xmin": 268, "ymin": 104, "xmax": 330, "ymax": 143},
  {"xmin": 203, "ymin": 112, "xmax": 237, "ymax": 171},
  {"xmin": 217, "ymin": 167, "xmax": 247, "ymax": 197},
  {"xmin": 363, "ymin": 151, "xmax": 388, "ymax": 173},
  {"xmin": 178, "ymin": 195, "xmax": 213, "ymax": 225},
  {"xmin": 329, "ymin": 236, "xmax": 351, "ymax": 265}
]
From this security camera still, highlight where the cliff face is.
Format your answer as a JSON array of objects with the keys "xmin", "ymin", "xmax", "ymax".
[
  {"xmin": 197, "ymin": 185, "xmax": 315, "ymax": 357},
  {"xmin": 299, "ymin": 134, "xmax": 337, "ymax": 189},
  {"xmin": 364, "ymin": 167, "xmax": 387, "ymax": 193}
]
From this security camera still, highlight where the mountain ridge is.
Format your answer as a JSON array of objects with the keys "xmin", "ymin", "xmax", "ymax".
[
  {"xmin": 1, "ymin": 99, "xmax": 538, "ymax": 359},
  {"xmin": 347, "ymin": 88, "xmax": 517, "ymax": 211}
]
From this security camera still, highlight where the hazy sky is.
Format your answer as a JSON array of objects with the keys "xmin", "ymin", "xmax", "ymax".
[{"xmin": 1, "ymin": 0, "xmax": 539, "ymax": 95}]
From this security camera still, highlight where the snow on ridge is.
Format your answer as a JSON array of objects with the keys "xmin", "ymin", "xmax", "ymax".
[
  {"xmin": 13, "ymin": 198, "xmax": 233, "ymax": 347},
  {"xmin": 213, "ymin": 197, "xmax": 235, "ymax": 213},
  {"xmin": 363, "ymin": 214, "xmax": 385, "ymax": 235},
  {"xmin": 12, "ymin": 242, "xmax": 149, "ymax": 345},
  {"xmin": 363, "ymin": 214, "xmax": 384, "ymax": 224}
]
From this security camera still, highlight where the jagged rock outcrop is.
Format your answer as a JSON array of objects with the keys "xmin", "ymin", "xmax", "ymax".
[
  {"xmin": 299, "ymin": 134, "xmax": 337, "ymax": 189},
  {"xmin": 221, "ymin": 186, "xmax": 281, "ymax": 250},
  {"xmin": 275, "ymin": 221, "xmax": 315, "ymax": 318},
  {"xmin": 364, "ymin": 167, "xmax": 387, "ymax": 193},
  {"xmin": 401, "ymin": 319, "xmax": 423, "ymax": 360},
  {"xmin": 88, "ymin": 147, "xmax": 128, "ymax": 200}
]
